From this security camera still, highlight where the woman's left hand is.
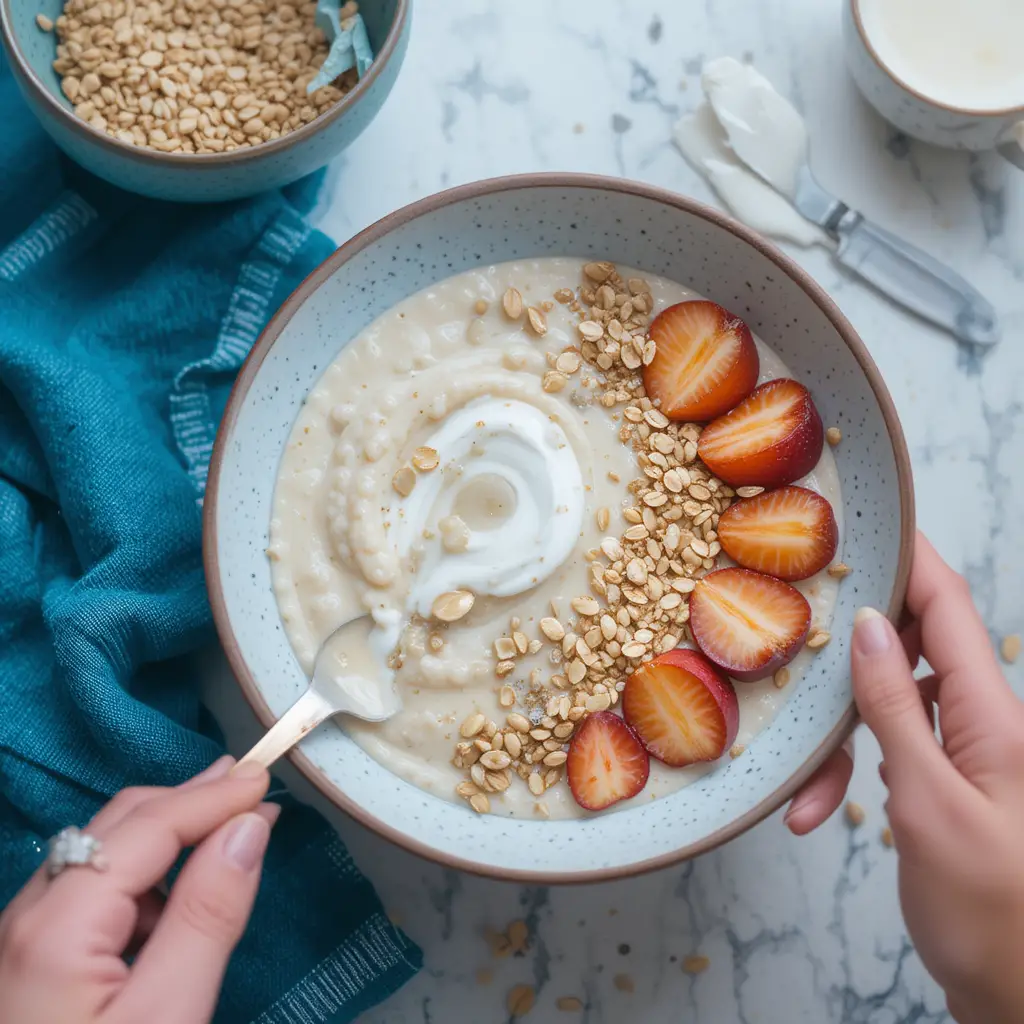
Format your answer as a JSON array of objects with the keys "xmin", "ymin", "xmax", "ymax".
[{"xmin": 0, "ymin": 757, "xmax": 276, "ymax": 1024}]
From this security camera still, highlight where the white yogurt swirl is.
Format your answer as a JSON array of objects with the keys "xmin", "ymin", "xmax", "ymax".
[
  {"xmin": 325, "ymin": 350, "xmax": 588, "ymax": 675},
  {"xmin": 393, "ymin": 396, "xmax": 585, "ymax": 614}
]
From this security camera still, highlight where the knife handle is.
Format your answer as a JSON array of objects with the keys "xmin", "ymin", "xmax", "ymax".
[{"xmin": 834, "ymin": 214, "xmax": 998, "ymax": 345}]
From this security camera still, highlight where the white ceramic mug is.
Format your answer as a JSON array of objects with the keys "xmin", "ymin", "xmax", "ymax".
[{"xmin": 843, "ymin": 0, "xmax": 1024, "ymax": 169}]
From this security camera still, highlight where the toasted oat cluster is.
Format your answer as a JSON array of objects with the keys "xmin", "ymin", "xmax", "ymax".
[{"xmin": 449, "ymin": 261, "xmax": 756, "ymax": 813}]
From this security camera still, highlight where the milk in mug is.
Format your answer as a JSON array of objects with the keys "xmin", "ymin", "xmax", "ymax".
[{"xmin": 858, "ymin": 0, "xmax": 1024, "ymax": 111}]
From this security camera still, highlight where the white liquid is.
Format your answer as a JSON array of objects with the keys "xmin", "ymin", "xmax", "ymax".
[
  {"xmin": 859, "ymin": 0, "xmax": 1024, "ymax": 111},
  {"xmin": 269, "ymin": 258, "xmax": 844, "ymax": 819}
]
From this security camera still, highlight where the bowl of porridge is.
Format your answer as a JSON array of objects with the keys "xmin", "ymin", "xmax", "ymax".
[{"xmin": 204, "ymin": 173, "xmax": 914, "ymax": 881}]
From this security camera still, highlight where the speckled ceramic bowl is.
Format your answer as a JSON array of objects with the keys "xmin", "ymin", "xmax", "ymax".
[
  {"xmin": 205, "ymin": 174, "xmax": 914, "ymax": 882},
  {"xmin": 0, "ymin": 0, "xmax": 408, "ymax": 202}
]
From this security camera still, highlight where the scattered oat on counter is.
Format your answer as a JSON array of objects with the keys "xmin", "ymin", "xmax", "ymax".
[
  {"xmin": 507, "ymin": 919, "xmax": 530, "ymax": 954},
  {"xmin": 844, "ymin": 801, "xmax": 866, "ymax": 827},
  {"xmin": 613, "ymin": 972, "xmax": 635, "ymax": 993},
  {"xmin": 485, "ymin": 926, "xmax": 513, "ymax": 959},
  {"xmin": 773, "ymin": 667, "xmax": 791, "ymax": 689},
  {"xmin": 1000, "ymin": 633, "xmax": 1021, "ymax": 664},
  {"xmin": 827, "ymin": 562, "xmax": 852, "ymax": 579},
  {"xmin": 682, "ymin": 954, "xmax": 711, "ymax": 975},
  {"xmin": 47, "ymin": 0, "xmax": 361, "ymax": 153},
  {"xmin": 507, "ymin": 984, "xmax": 536, "ymax": 1017},
  {"xmin": 881, "ymin": 827, "xmax": 894, "ymax": 848},
  {"xmin": 556, "ymin": 995, "xmax": 584, "ymax": 1011}
]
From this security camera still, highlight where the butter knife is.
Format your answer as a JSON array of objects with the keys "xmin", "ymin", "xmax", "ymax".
[
  {"xmin": 708, "ymin": 89, "xmax": 999, "ymax": 346},
  {"xmin": 789, "ymin": 165, "xmax": 999, "ymax": 346}
]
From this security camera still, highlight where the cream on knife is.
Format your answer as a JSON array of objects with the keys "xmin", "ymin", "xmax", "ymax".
[{"xmin": 675, "ymin": 58, "xmax": 999, "ymax": 346}]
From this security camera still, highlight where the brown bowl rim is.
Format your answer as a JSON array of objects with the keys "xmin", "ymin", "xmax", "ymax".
[
  {"xmin": 0, "ymin": 0, "xmax": 408, "ymax": 169},
  {"xmin": 203, "ymin": 172, "xmax": 915, "ymax": 884},
  {"xmin": 849, "ymin": 0, "xmax": 1024, "ymax": 118}
]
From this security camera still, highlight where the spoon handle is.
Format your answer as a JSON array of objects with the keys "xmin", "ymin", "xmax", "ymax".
[{"xmin": 237, "ymin": 686, "xmax": 337, "ymax": 770}]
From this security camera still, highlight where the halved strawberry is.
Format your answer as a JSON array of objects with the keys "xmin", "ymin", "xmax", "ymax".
[
  {"xmin": 566, "ymin": 711, "xmax": 650, "ymax": 811},
  {"xmin": 717, "ymin": 485, "xmax": 839, "ymax": 581},
  {"xmin": 622, "ymin": 649, "xmax": 739, "ymax": 767},
  {"xmin": 644, "ymin": 300, "xmax": 759, "ymax": 422},
  {"xmin": 689, "ymin": 567, "xmax": 811, "ymax": 682},
  {"xmin": 697, "ymin": 379, "xmax": 823, "ymax": 489}
]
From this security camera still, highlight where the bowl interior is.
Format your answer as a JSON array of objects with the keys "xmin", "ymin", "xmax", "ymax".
[
  {"xmin": 6, "ymin": 0, "xmax": 399, "ymax": 110},
  {"xmin": 209, "ymin": 178, "xmax": 912, "ymax": 881}
]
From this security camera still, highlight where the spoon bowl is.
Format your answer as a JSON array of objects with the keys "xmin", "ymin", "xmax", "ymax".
[{"xmin": 237, "ymin": 617, "xmax": 400, "ymax": 770}]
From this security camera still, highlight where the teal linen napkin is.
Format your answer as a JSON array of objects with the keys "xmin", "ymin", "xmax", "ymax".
[{"xmin": 0, "ymin": 59, "xmax": 420, "ymax": 1023}]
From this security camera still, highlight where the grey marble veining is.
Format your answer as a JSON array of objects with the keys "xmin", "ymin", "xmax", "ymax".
[{"xmin": 204, "ymin": 0, "xmax": 1024, "ymax": 1020}]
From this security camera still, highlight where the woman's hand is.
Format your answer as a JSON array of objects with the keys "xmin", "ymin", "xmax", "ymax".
[
  {"xmin": 849, "ymin": 534, "xmax": 1024, "ymax": 1024},
  {"xmin": 0, "ymin": 758, "xmax": 277, "ymax": 1024}
]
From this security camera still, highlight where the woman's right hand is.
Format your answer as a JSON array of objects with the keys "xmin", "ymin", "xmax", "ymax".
[{"xmin": 852, "ymin": 533, "xmax": 1024, "ymax": 1024}]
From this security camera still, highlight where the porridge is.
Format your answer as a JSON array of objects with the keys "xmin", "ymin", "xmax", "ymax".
[{"xmin": 269, "ymin": 257, "xmax": 845, "ymax": 819}]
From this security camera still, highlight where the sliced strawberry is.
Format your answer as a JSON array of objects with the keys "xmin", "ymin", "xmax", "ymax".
[
  {"xmin": 644, "ymin": 300, "xmax": 760, "ymax": 422},
  {"xmin": 697, "ymin": 378, "xmax": 824, "ymax": 489},
  {"xmin": 689, "ymin": 567, "xmax": 811, "ymax": 682},
  {"xmin": 566, "ymin": 711, "xmax": 650, "ymax": 811},
  {"xmin": 717, "ymin": 485, "xmax": 839, "ymax": 582},
  {"xmin": 622, "ymin": 649, "xmax": 739, "ymax": 767}
]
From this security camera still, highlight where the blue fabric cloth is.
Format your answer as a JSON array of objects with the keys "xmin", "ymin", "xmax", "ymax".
[{"xmin": 0, "ymin": 57, "xmax": 421, "ymax": 1023}]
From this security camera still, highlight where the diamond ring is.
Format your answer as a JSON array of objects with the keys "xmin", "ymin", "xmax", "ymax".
[{"xmin": 46, "ymin": 826, "xmax": 109, "ymax": 878}]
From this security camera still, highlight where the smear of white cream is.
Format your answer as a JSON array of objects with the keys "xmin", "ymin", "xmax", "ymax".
[{"xmin": 673, "ymin": 58, "xmax": 832, "ymax": 249}]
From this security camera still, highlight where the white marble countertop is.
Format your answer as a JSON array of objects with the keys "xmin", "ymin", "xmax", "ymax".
[{"xmin": 206, "ymin": 0, "xmax": 1024, "ymax": 1020}]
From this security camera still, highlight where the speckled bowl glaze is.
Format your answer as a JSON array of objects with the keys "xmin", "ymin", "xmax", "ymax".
[
  {"xmin": 0, "ymin": 0, "xmax": 408, "ymax": 202},
  {"xmin": 205, "ymin": 174, "xmax": 915, "ymax": 882}
]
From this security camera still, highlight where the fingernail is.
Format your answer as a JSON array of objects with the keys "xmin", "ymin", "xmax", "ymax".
[
  {"xmin": 255, "ymin": 801, "xmax": 282, "ymax": 827},
  {"xmin": 854, "ymin": 607, "xmax": 892, "ymax": 656},
  {"xmin": 231, "ymin": 760, "xmax": 269, "ymax": 780},
  {"xmin": 184, "ymin": 755, "xmax": 235, "ymax": 787},
  {"xmin": 783, "ymin": 792, "xmax": 819, "ymax": 827},
  {"xmin": 222, "ymin": 813, "xmax": 271, "ymax": 872}
]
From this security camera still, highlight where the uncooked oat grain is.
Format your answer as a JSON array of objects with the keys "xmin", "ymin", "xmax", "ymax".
[
  {"xmin": 527, "ymin": 306, "xmax": 548, "ymax": 336},
  {"xmin": 49, "ymin": 0, "xmax": 359, "ymax": 153},
  {"xmin": 507, "ymin": 984, "xmax": 536, "ymax": 1017},
  {"xmin": 432, "ymin": 589, "xmax": 475, "ymax": 622},
  {"xmin": 503, "ymin": 287, "xmax": 524, "ymax": 319},
  {"xmin": 682, "ymin": 954, "xmax": 710, "ymax": 975},
  {"xmin": 1001, "ymin": 634, "xmax": 1021, "ymax": 664},
  {"xmin": 412, "ymin": 446, "xmax": 440, "ymax": 471}
]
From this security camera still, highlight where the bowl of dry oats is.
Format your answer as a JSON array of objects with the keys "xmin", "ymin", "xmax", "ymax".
[
  {"xmin": 0, "ymin": 0, "xmax": 409, "ymax": 201},
  {"xmin": 204, "ymin": 173, "xmax": 915, "ymax": 881}
]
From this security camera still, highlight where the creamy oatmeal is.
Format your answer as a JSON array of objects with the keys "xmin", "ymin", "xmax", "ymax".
[{"xmin": 269, "ymin": 257, "xmax": 843, "ymax": 819}]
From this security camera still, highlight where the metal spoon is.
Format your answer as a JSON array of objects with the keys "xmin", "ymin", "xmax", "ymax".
[{"xmin": 237, "ymin": 616, "xmax": 401, "ymax": 770}]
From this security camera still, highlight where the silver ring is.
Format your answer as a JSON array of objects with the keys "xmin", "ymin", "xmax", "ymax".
[{"xmin": 46, "ymin": 826, "xmax": 108, "ymax": 878}]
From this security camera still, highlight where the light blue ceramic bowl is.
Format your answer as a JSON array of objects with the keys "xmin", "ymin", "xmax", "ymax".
[
  {"xmin": 205, "ymin": 174, "xmax": 915, "ymax": 882},
  {"xmin": 0, "ymin": 0, "xmax": 408, "ymax": 202}
]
